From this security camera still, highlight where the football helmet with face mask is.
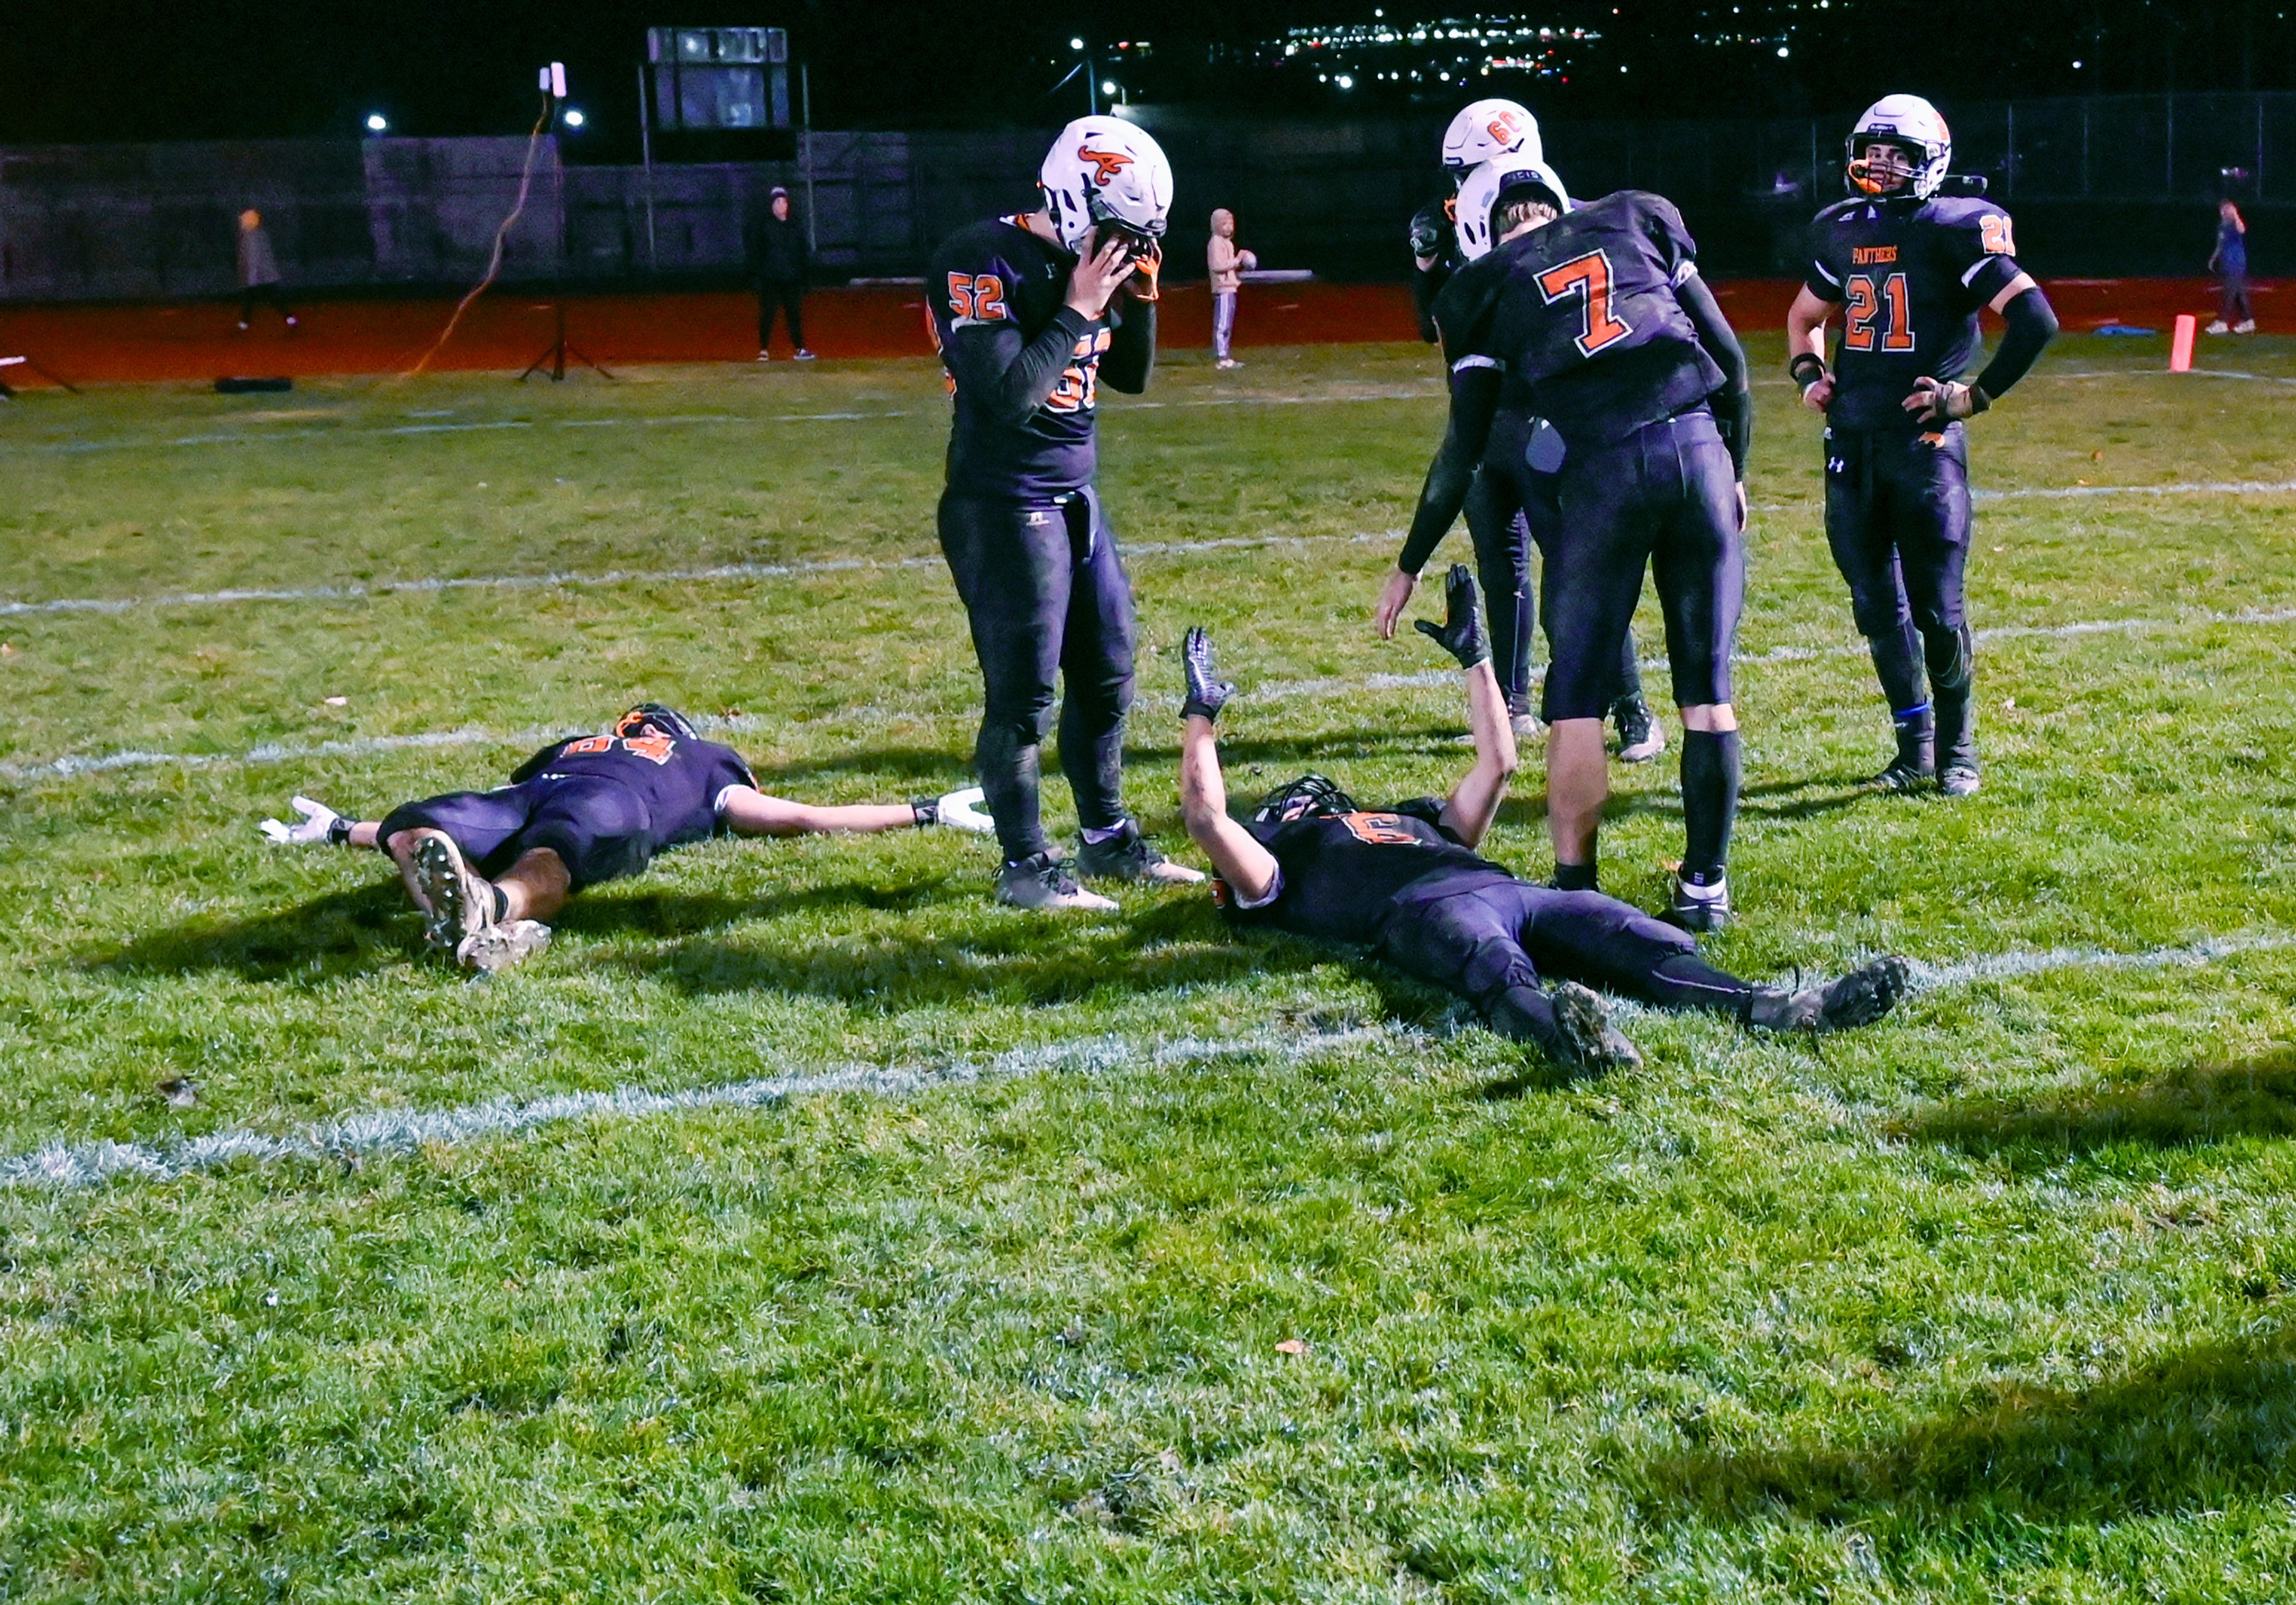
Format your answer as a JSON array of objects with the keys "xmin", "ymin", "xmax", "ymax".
[
  {"xmin": 1845, "ymin": 94, "xmax": 1952, "ymax": 201},
  {"xmin": 1454, "ymin": 151, "xmax": 1572, "ymax": 262},
  {"xmin": 1442, "ymin": 98, "xmax": 1540, "ymax": 175},
  {"xmin": 1039, "ymin": 115, "xmax": 1174, "ymax": 292}
]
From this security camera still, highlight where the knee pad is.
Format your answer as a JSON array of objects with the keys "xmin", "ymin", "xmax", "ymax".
[{"xmin": 1923, "ymin": 623, "xmax": 1974, "ymax": 692}]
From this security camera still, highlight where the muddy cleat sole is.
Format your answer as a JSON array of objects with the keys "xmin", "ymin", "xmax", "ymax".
[
  {"xmin": 458, "ymin": 919, "xmax": 553, "ymax": 974},
  {"xmin": 1752, "ymin": 956, "xmax": 1912, "ymax": 1034},
  {"xmin": 413, "ymin": 834, "xmax": 496, "ymax": 955},
  {"xmin": 1547, "ymin": 982, "xmax": 1643, "ymax": 1074},
  {"xmin": 1075, "ymin": 821, "xmax": 1204, "ymax": 885},
  {"xmin": 1613, "ymin": 699, "xmax": 1664, "ymax": 763},
  {"xmin": 1662, "ymin": 875, "xmax": 1733, "ymax": 934},
  {"xmin": 998, "ymin": 850, "xmax": 1119, "ymax": 912},
  {"xmin": 1939, "ymin": 764, "xmax": 1981, "ymax": 797}
]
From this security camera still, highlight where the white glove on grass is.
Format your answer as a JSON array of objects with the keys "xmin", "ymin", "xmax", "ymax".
[{"xmin": 259, "ymin": 796, "xmax": 344, "ymax": 845}]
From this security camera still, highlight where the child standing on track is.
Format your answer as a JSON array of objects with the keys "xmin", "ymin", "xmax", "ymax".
[
  {"xmin": 1207, "ymin": 208, "xmax": 1256, "ymax": 369},
  {"xmin": 2209, "ymin": 199, "xmax": 2255, "ymax": 335}
]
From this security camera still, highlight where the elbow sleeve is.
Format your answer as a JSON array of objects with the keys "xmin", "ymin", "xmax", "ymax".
[
  {"xmin": 1711, "ymin": 384, "xmax": 1752, "ymax": 481},
  {"xmin": 1974, "ymin": 288, "xmax": 2058, "ymax": 405}
]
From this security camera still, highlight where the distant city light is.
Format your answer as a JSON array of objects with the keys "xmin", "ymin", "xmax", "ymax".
[
  {"xmin": 2072, "ymin": 59, "xmax": 2084, "ymax": 68},
  {"xmin": 1070, "ymin": 36, "xmax": 1085, "ymax": 50},
  {"xmin": 1101, "ymin": 80, "xmax": 1118, "ymax": 94},
  {"xmin": 364, "ymin": 113, "xmax": 388, "ymax": 133},
  {"xmin": 562, "ymin": 108, "xmax": 586, "ymax": 129},
  {"xmin": 1336, "ymin": 73, "xmax": 1354, "ymax": 87},
  {"xmin": 1777, "ymin": 45, "xmax": 1790, "ymax": 56}
]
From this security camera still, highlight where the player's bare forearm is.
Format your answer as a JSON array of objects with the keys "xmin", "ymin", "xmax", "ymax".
[
  {"xmin": 1785, "ymin": 286, "xmax": 1834, "ymax": 360},
  {"xmin": 1179, "ymin": 717, "xmax": 1280, "ymax": 901},
  {"xmin": 1443, "ymin": 658, "xmax": 1519, "ymax": 849},
  {"xmin": 349, "ymin": 821, "xmax": 381, "ymax": 849},
  {"xmin": 718, "ymin": 788, "xmax": 917, "ymax": 837}
]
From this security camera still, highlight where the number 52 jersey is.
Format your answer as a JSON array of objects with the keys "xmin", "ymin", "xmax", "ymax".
[{"xmin": 1806, "ymin": 194, "xmax": 2025, "ymax": 432}]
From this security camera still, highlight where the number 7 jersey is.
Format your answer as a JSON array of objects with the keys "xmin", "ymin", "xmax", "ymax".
[
  {"xmin": 1431, "ymin": 189, "xmax": 1727, "ymax": 450},
  {"xmin": 1805, "ymin": 193, "xmax": 2025, "ymax": 431}
]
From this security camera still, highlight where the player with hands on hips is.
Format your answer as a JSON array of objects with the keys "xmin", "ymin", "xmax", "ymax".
[
  {"xmin": 1786, "ymin": 94, "xmax": 2058, "ymax": 797},
  {"xmin": 261, "ymin": 702, "xmax": 993, "ymax": 973},
  {"xmin": 927, "ymin": 117, "xmax": 1201, "ymax": 913},
  {"xmin": 1177, "ymin": 571, "xmax": 1911, "ymax": 1078}
]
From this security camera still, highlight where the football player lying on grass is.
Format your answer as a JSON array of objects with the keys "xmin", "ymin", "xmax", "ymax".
[
  {"xmin": 260, "ymin": 702, "xmax": 989, "ymax": 973},
  {"xmin": 1175, "ymin": 569, "xmax": 1911, "ymax": 1075}
]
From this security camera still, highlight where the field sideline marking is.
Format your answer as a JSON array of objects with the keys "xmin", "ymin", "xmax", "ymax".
[
  {"xmin": 8, "ymin": 932, "xmax": 2292, "ymax": 1193},
  {"xmin": 9, "ymin": 603, "xmax": 2296, "ymax": 783},
  {"xmin": 10, "ymin": 458, "xmax": 2295, "ymax": 621}
]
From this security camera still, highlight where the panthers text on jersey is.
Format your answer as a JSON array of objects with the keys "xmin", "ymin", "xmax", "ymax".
[
  {"xmin": 508, "ymin": 731, "xmax": 756, "ymax": 852},
  {"xmin": 1215, "ymin": 799, "xmax": 1518, "ymax": 944},
  {"xmin": 927, "ymin": 216, "xmax": 1148, "ymax": 500},
  {"xmin": 1805, "ymin": 194, "xmax": 2025, "ymax": 430},
  {"xmin": 1433, "ymin": 191, "xmax": 1727, "ymax": 451}
]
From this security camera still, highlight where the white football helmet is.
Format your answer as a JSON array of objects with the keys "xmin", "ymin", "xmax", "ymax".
[
  {"xmin": 1455, "ymin": 152, "xmax": 1572, "ymax": 261},
  {"xmin": 1442, "ymin": 98, "xmax": 1540, "ymax": 174},
  {"xmin": 1846, "ymin": 94, "xmax": 1952, "ymax": 200},
  {"xmin": 1039, "ymin": 117, "xmax": 1173, "ymax": 253}
]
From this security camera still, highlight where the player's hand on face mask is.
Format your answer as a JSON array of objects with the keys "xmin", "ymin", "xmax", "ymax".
[
  {"xmin": 1064, "ymin": 232, "xmax": 1138, "ymax": 320},
  {"xmin": 1120, "ymin": 239, "xmax": 1162, "ymax": 300},
  {"xmin": 1415, "ymin": 563, "xmax": 1490, "ymax": 668},
  {"xmin": 259, "ymin": 795, "xmax": 344, "ymax": 845},
  {"xmin": 1407, "ymin": 214, "xmax": 1444, "ymax": 262},
  {"xmin": 1904, "ymin": 375, "xmax": 1983, "ymax": 422},
  {"xmin": 1374, "ymin": 567, "xmax": 1419, "ymax": 640},
  {"xmin": 1181, "ymin": 626, "xmax": 1236, "ymax": 722}
]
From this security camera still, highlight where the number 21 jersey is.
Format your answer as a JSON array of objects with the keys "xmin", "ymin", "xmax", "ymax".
[{"xmin": 1806, "ymin": 194, "xmax": 2025, "ymax": 432}]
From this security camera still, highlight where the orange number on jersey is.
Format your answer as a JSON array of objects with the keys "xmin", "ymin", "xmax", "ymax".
[
  {"xmin": 561, "ymin": 735, "xmax": 612, "ymax": 755},
  {"xmin": 1980, "ymin": 214, "xmax": 2016, "ymax": 255},
  {"xmin": 945, "ymin": 271, "xmax": 1008, "ymax": 324},
  {"xmin": 620, "ymin": 735, "xmax": 676, "ymax": 765},
  {"xmin": 1338, "ymin": 812, "xmax": 1425, "ymax": 847},
  {"xmin": 945, "ymin": 270, "xmax": 973, "ymax": 320},
  {"xmin": 1535, "ymin": 249, "xmax": 1634, "ymax": 358},
  {"xmin": 1044, "ymin": 326, "xmax": 1112, "ymax": 414},
  {"xmin": 1843, "ymin": 271, "xmax": 1914, "ymax": 352}
]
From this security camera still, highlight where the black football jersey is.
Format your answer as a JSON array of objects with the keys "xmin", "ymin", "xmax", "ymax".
[
  {"xmin": 1806, "ymin": 195, "xmax": 2026, "ymax": 431},
  {"xmin": 1434, "ymin": 191, "xmax": 1727, "ymax": 452},
  {"xmin": 1214, "ymin": 799, "xmax": 1516, "ymax": 944},
  {"xmin": 509, "ymin": 732, "xmax": 756, "ymax": 851},
  {"xmin": 928, "ymin": 216, "xmax": 1133, "ymax": 499}
]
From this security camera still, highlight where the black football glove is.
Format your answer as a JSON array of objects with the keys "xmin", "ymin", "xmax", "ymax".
[
  {"xmin": 1180, "ymin": 626, "xmax": 1235, "ymax": 722},
  {"xmin": 1414, "ymin": 563, "xmax": 1489, "ymax": 668},
  {"xmin": 1408, "ymin": 210, "xmax": 1445, "ymax": 260}
]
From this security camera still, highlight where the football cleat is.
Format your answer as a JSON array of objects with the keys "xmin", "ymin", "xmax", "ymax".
[
  {"xmin": 1868, "ymin": 756, "xmax": 1935, "ymax": 793},
  {"xmin": 459, "ymin": 919, "xmax": 553, "ymax": 974},
  {"xmin": 1663, "ymin": 873, "xmax": 1733, "ymax": 934},
  {"xmin": 1075, "ymin": 820, "xmax": 1204, "ymax": 885},
  {"xmin": 1545, "ymin": 982, "xmax": 1644, "ymax": 1074},
  {"xmin": 1940, "ymin": 763, "xmax": 1981, "ymax": 797},
  {"xmin": 1750, "ymin": 956, "xmax": 1912, "ymax": 1034},
  {"xmin": 997, "ymin": 850, "xmax": 1119, "ymax": 912},
  {"xmin": 413, "ymin": 834, "xmax": 498, "ymax": 956},
  {"xmin": 1613, "ymin": 698, "xmax": 1664, "ymax": 763}
]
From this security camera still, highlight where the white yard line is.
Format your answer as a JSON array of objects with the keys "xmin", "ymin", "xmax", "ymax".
[
  {"xmin": 8, "ymin": 601, "xmax": 2296, "ymax": 784},
  {"xmin": 8, "ymin": 930, "xmax": 2292, "ymax": 1192},
  {"xmin": 0, "ymin": 1025, "xmax": 1402, "ymax": 1191}
]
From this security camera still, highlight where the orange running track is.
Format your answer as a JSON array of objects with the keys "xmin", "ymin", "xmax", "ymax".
[{"xmin": 0, "ymin": 277, "xmax": 2276, "ymax": 388}]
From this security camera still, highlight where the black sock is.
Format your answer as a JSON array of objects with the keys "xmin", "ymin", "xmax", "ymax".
[
  {"xmin": 975, "ymin": 722, "xmax": 1050, "ymax": 863},
  {"xmin": 1647, "ymin": 952, "xmax": 1757, "ymax": 1019},
  {"xmin": 491, "ymin": 885, "xmax": 511, "ymax": 923},
  {"xmin": 1867, "ymin": 621, "xmax": 1926, "ymax": 713},
  {"xmin": 1680, "ymin": 729, "xmax": 1741, "ymax": 885},
  {"xmin": 1058, "ymin": 696, "xmax": 1128, "ymax": 834},
  {"xmin": 1553, "ymin": 861, "xmax": 1599, "ymax": 892}
]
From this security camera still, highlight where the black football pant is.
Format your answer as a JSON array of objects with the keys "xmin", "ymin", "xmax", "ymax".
[
  {"xmin": 1480, "ymin": 411, "xmax": 1647, "ymax": 717},
  {"xmin": 1523, "ymin": 408, "xmax": 1742, "ymax": 723},
  {"xmin": 379, "ymin": 775, "xmax": 658, "ymax": 893},
  {"xmin": 1378, "ymin": 881, "xmax": 1753, "ymax": 1062},
  {"xmin": 758, "ymin": 279, "xmax": 805, "ymax": 351},
  {"xmin": 1823, "ymin": 423, "xmax": 1975, "ymax": 762},
  {"xmin": 239, "ymin": 283, "xmax": 293, "ymax": 326},
  {"xmin": 939, "ymin": 488, "xmax": 1136, "ymax": 863}
]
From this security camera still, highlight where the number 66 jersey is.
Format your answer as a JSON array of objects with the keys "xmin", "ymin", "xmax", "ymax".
[
  {"xmin": 1431, "ymin": 189, "xmax": 1726, "ymax": 453},
  {"xmin": 1804, "ymin": 191, "xmax": 2024, "ymax": 431}
]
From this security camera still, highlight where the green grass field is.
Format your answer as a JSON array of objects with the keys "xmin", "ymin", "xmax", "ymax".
[{"xmin": 4, "ymin": 334, "xmax": 2296, "ymax": 1603}]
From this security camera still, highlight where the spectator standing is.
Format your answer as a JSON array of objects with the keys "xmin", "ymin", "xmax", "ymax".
[
  {"xmin": 1206, "ymin": 207, "xmax": 1256, "ymax": 369},
  {"xmin": 2208, "ymin": 199, "xmax": 2255, "ymax": 334},
  {"xmin": 236, "ymin": 209, "xmax": 295, "ymax": 332},
  {"xmin": 755, "ymin": 187, "xmax": 814, "ymax": 360}
]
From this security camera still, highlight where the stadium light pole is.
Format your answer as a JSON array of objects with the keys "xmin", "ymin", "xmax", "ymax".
[{"xmin": 1072, "ymin": 37, "xmax": 1097, "ymax": 115}]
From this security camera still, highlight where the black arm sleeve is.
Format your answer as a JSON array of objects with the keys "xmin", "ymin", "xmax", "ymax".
[
  {"xmin": 1974, "ymin": 285, "xmax": 2057, "ymax": 405},
  {"xmin": 1101, "ymin": 298, "xmax": 1156, "ymax": 394},
  {"xmin": 943, "ymin": 305, "xmax": 1098, "ymax": 426},
  {"xmin": 1397, "ymin": 365, "xmax": 1502, "ymax": 574},
  {"xmin": 1411, "ymin": 264, "xmax": 1449, "ymax": 344},
  {"xmin": 1677, "ymin": 271, "xmax": 1752, "ymax": 479}
]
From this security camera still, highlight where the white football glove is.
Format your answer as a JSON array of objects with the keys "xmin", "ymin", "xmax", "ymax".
[
  {"xmin": 933, "ymin": 786, "xmax": 998, "ymax": 835},
  {"xmin": 259, "ymin": 795, "xmax": 344, "ymax": 846}
]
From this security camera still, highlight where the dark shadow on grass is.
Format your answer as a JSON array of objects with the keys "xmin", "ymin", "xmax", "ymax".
[
  {"xmin": 1896, "ymin": 1047, "xmax": 2296, "ymax": 1158},
  {"xmin": 1642, "ymin": 1325, "xmax": 2296, "ymax": 1522},
  {"xmin": 94, "ymin": 881, "xmax": 416, "ymax": 984}
]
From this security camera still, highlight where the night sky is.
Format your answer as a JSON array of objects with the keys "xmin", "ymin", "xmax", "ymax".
[{"xmin": 0, "ymin": 1, "xmax": 2283, "ymax": 149}]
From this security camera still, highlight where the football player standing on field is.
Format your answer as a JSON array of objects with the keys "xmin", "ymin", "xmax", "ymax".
[
  {"xmin": 1785, "ymin": 95, "xmax": 2058, "ymax": 796},
  {"xmin": 927, "ymin": 117, "xmax": 1201, "ymax": 910},
  {"xmin": 1409, "ymin": 99, "xmax": 1535, "ymax": 343},
  {"xmin": 1405, "ymin": 160, "xmax": 1755, "ymax": 931}
]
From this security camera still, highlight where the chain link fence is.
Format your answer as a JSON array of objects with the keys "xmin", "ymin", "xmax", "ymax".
[{"xmin": 1, "ymin": 93, "xmax": 2285, "ymax": 302}]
